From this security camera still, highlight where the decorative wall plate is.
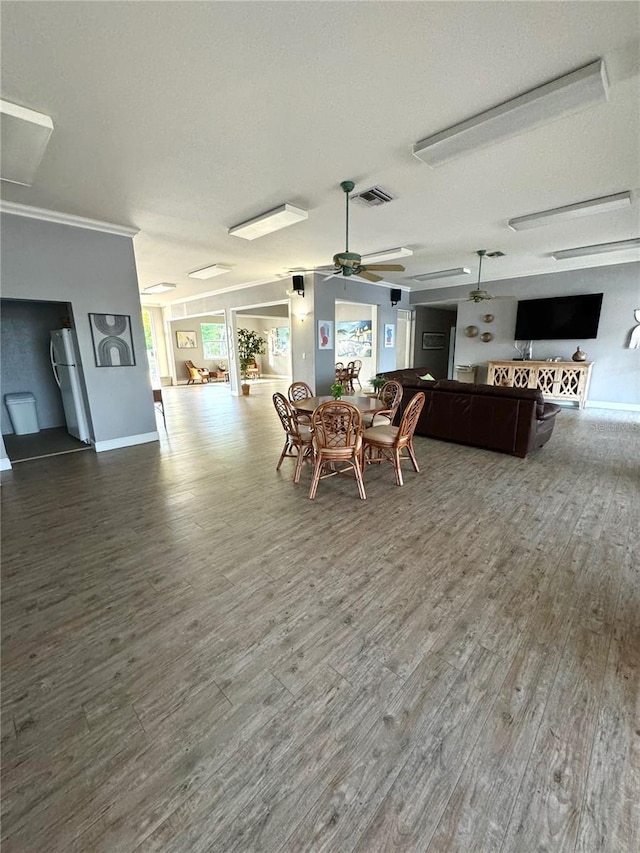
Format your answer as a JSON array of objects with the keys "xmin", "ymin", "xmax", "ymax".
[
  {"xmin": 464, "ymin": 325, "xmax": 479, "ymax": 337},
  {"xmin": 480, "ymin": 332, "xmax": 494, "ymax": 342},
  {"xmin": 482, "ymin": 314, "xmax": 494, "ymax": 323}
]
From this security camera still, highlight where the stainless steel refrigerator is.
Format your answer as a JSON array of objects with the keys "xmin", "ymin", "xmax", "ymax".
[{"xmin": 50, "ymin": 329, "xmax": 91, "ymax": 443}]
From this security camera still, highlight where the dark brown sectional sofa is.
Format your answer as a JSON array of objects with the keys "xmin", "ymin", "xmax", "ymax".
[{"xmin": 378, "ymin": 369, "xmax": 561, "ymax": 458}]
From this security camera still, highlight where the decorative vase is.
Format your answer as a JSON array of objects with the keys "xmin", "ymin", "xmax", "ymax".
[
  {"xmin": 241, "ymin": 382, "xmax": 251, "ymax": 395},
  {"xmin": 572, "ymin": 346, "xmax": 587, "ymax": 362}
]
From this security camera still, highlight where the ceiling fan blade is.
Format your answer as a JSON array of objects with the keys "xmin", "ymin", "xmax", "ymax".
[
  {"xmin": 362, "ymin": 264, "xmax": 406, "ymax": 272},
  {"xmin": 355, "ymin": 270, "xmax": 382, "ymax": 283}
]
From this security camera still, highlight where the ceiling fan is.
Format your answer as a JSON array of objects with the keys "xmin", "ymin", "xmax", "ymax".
[
  {"xmin": 467, "ymin": 249, "xmax": 506, "ymax": 302},
  {"xmin": 288, "ymin": 180, "xmax": 407, "ymax": 283}
]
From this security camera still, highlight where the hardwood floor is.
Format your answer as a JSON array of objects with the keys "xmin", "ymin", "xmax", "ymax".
[{"xmin": 1, "ymin": 381, "xmax": 638, "ymax": 852}]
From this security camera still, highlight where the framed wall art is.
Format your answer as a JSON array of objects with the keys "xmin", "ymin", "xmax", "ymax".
[
  {"xmin": 336, "ymin": 321, "xmax": 372, "ymax": 358},
  {"xmin": 88, "ymin": 313, "xmax": 136, "ymax": 367},
  {"xmin": 176, "ymin": 330, "xmax": 197, "ymax": 349},
  {"xmin": 318, "ymin": 320, "xmax": 334, "ymax": 350},
  {"xmin": 422, "ymin": 332, "xmax": 445, "ymax": 350},
  {"xmin": 384, "ymin": 324, "xmax": 395, "ymax": 348}
]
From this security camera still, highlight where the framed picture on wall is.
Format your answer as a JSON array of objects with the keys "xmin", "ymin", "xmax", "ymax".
[
  {"xmin": 422, "ymin": 332, "xmax": 445, "ymax": 350},
  {"xmin": 384, "ymin": 324, "xmax": 395, "ymax": 348},
  {"xmin": 176, "ymin": 330, "xmax": 197, "ymax": 349},
  {"xmin": 88, "ymin": 313, "xmax": 136, "ymax": 367},
  {"xmin": 318, "ymin": 320, "xmax": 333, "ymax": 350},
  {"xmin": 336, "ymin": 321, "xmax": 372, "ymax": 358}
]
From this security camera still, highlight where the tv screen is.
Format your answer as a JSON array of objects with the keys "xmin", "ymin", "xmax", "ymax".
[{"xmin": 514, "ymin": 293, "xmax": 603, "ymax": 340}]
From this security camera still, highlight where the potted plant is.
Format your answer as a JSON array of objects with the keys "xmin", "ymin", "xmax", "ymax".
[
  {"xmin": 370, "ymin": 376, "xmax": 386, "ymax": 396},
  {"xmin": 237, "ymin": 328, "xmax": 266, "ymax": 395},
  {"xmin": 330, "ymin": 382, "xmax": 344, "ymax": 400}
]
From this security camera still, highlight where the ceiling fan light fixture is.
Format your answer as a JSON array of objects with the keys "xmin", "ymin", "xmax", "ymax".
[
  {"xmin": 413, "ymin": 59, "xmax": 608, "ymax": 168},
  {"xmin": 360, "ymin": 247, "xmax": 413, "ymax": 264},
  {"xmin": 228, "ymin": 203, "xmax": 308, "ymax": 240},
  {"xmin": 509, "ymin": 191, "xmax": 632, "ymax": 231},
  {"xmin": 188, "ymin": 264, "xmax": 232, "ymax": 279},
  {"xmin": 412, "ymin": 267, "xmax": 471, "ymax": 282},
  {"xmin": 143, "ymin": 282, "xmax": 178, "ymax": 294},
  {"xmin": 468, "ymin": 249, "xmax": 504, "ymax": 302},
  {"xmin": 551, "ymin": 237, "xmax": 640, "ymax": 260}
]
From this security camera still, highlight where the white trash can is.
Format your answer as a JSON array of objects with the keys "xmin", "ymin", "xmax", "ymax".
[
  {"xmin": 5, "ymin": 392, "xmax": 40, "ymax": 435},
  {"xmin": 454, "ymin": 365, "xmax": 477, "ymax": 383}
]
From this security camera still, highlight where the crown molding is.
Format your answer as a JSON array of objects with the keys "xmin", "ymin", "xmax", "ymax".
[{"xmin": 0, "ymin": 200, "xmax": 139, "ymax": 237}]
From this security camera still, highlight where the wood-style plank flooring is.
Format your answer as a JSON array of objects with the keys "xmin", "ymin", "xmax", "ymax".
[{"xmin": 2, "ymin": 381, "xmax": 639, "ymax": 852}]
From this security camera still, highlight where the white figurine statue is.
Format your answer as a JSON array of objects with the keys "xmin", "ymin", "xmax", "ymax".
[{"xmin": 630, "ymin": 309, "xmax": 640, "ymax": 349}]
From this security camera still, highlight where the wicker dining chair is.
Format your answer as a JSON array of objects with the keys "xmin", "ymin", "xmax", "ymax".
[
  {"xmin": 287, "ymin": 381, "xmax": 313, "ymax": 404},
  {"xmin": 361, "ymin": 380, "xmax": 403, "ymax": 429},
  {"xmin": 352, "ymin": 359, "xmax": 363, "ymax": 390},
  {"xmin": 287, "ymin": 381, "xmax": 314, "ymax": 424},
  {"xmin": 272, "ymin": 392, "xmax": 314, "ymax": 484},
  {"xmin": 363, "ymin": 391, "xmax": 425, "ymax": 486},
  {"xmin": 309, "ymin": 401, "xmax": 366, "ymax": 500}
]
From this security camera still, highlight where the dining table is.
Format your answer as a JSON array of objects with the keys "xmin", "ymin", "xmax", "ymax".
[{"xmin": 292, "ymin": 395, "xmax": 385, "ymax": 418}]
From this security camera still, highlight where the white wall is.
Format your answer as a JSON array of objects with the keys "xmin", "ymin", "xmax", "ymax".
[
  {"xmin": 413, "ymin": 262, "xmax": 640, "ymax": 408},
  {"xmin": 1, "ymin": 213, "xmax": 157, "ymax": 445}
]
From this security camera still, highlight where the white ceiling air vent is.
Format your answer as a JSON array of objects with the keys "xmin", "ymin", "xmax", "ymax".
[{"xmin": 351, "ymin": 186, "xmax": 395, "ymax": 207}]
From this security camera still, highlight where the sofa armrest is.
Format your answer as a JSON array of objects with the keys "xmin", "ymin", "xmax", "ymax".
[{"xmin": 538, "ymin": 403, "xmax": 561, "ymax": 421}]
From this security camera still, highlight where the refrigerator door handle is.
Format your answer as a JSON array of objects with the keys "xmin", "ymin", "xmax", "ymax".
[{"xmin": 50, "ymin": 340, "xmax": 62, "ymax": 388}]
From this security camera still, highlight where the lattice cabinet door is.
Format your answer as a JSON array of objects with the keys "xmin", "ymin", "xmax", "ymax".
[
  {"xmin": 536, "ymin": 366, "xmax": 557, "ymax": 396},
  {"xmin": 491, "ymin": 364, "xmax": 512, "ymax": 387},
  {"xmin": 512, "ymin": 366, "xmax": 533, "ymax": 389},
  {"xmin": 557, "ymin": 366, "xmax": 584, "ymax": 401}
]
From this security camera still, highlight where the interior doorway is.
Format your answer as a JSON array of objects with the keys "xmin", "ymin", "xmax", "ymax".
[
  {"xmin": 395, "ymin": 309, "xmax": 414, "ymax": 370},
  {"xmin": 1, "ymin": 298, "xmax": 92, "ymax": 463}
]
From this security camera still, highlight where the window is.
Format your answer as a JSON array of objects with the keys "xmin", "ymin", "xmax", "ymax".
[{"xmin": 201, "ymin": 322, "xmax": 227, "ymax": 359}]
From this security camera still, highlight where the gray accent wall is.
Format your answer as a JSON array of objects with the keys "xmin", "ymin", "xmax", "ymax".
[
  {"xmin": 413, "ymin": 262, "xmax": 640, "ymax": 407},
  {"xmin": 1, "ymin": 299, "xmax": 68, "ymax": 434},
  {"xmin": 1, "ymin": 213, "xmax": 157, "ymax": 442}
]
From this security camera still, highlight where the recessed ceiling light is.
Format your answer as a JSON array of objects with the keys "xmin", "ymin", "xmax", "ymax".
[
  {"xmin": 188, "ymin": 264, "xmax": 232, "ymax": 279},
  {"xmin": 552, "ymin": 238, "xmax": 640, "ymax": 260},
  {"xmin": 413, "ymin": 59, "xmax": 608, "ymax": 167},
  {"xmin": 228, "ymin": 203, "xmax": 308, "ymax": 240},
  {"xmin": 509, "ymin": 191, "xmax": 632, "ymax": 231},
  {"xmin": 412, "ymin": 267, "xmax": 471, "ymax": 282},
  {"xmin": 1, "ymin": 99, "xmax": 54, "ymax": 186},
  {"xmin": 144, "ymin": 283, "xmax": 178, "ymax": 294},
  {"xmin": 361, "ymin": 247, "xmax": 413, "ymax": 264}
]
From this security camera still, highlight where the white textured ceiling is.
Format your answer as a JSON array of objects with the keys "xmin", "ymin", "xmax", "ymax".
[{"xmin": 1, "ymin": 1, "xmax": 639, "ymax": 304}]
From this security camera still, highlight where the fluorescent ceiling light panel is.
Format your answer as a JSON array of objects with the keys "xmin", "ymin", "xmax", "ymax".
[
  {"xmin": 228, "ymin": 203, "xmax": 308, "ymax": 240},
  {"xmin": 552, "ymin": 238, "xmax": 640, "ymax": 260},
  {"xmin": 413, "ymin": 59, "xmax": 608, "ymax": 168},
  {"xmin": 188, "ymin": 264, "xmax": 232, "ymax": 279},
  {"xmin": 144, "ymin": 282, "xmax": 177, "ymax": 294},
  {"xmin": 1, "ymin": 99, "xmax": 54, "ymax": 186},
  {"xmin": 509, "ymin": 192, "xmax": 632, "ymax": 231},
  {"xmin": 361, "ymin": 247, "xmax": 413, "ymax": 263},
  {"xmin": 412, "ymin": 267, "xmax": 471, "ymax": 282}
]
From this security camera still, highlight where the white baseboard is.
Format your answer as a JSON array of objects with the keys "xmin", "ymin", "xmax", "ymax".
[
  {"xmin": 585, "ymin": 401, "xmax": 640, "ymax": 412},
  {"xmin": 93, "ymin": 431, "xmax": 159, "ymax": 453},
  {"xmin": 0, "ymin": 457, "xmax": 12, "ymax": 471}
]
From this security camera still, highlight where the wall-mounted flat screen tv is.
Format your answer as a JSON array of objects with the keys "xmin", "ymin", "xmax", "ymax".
[{"xmin": 514, "ymin": 293, "xmax": 603, "ymax": 340}]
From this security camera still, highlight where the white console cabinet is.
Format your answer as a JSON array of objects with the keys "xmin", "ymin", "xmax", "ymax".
[{"xmin": 487, "ymin": 360, "xmax": 593, "ymax": 409}]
